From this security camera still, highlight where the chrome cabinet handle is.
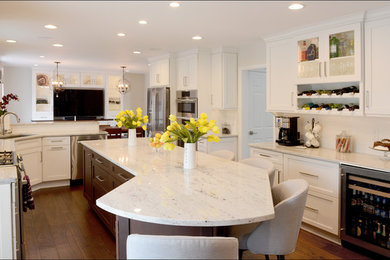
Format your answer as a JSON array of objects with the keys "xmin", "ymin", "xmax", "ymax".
[
  {"xmin": 319, "ymin": 62, "xmax": 321, "ymax": 77},
  {"xmin": 365, "ymin": 90, "xmax": 369, "ymax": 108},
  {"xmin": 299, "ymin": 171, "xmax": 318, "ymax": 178},
  {"xmin": 305, "ymin": 206, "xmax": 319, "ymax": 213},
  {"xmin": 50, "ymin": 140, "xmax": 63, "ymax": 143},
  {"xmin": 117, "ymin": 173, "xmax": 130, "ymax": 181},
  {"xmin": 95, "ymin": 158, "xmax": 104, "ymax": 164},
  {"xmin": 50, "ymin": 146, "xmax": 65, "ymax": 151},
  {"xmin": 291, "ymin": 92, "xmax": 294, "ymax": 106},
  {"xmin": 258, "ymin": 153, "xmax": 271, "ymax": 158},
  {"xmin": 324, "ymin": 61, "xmax": 327, "ymax": 77},
  {"xmin": 96, "ymin": 175, "xmax": 104, "ymax": 182},
  {"xmin": 249, "ymin": 131, "xmax": 258, "ymax": 135}
]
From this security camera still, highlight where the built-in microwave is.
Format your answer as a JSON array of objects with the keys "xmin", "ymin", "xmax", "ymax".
[{"xmin": 176, "ymin": 90, "xmax": 198, "ymax": 119}]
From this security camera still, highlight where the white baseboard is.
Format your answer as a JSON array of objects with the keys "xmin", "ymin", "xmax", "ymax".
[
  {"xmin": 31, "ymin": 180, "xmax": 70, "ymax": 192},
  {"xmin": 301, "ymin": 222, "xmax": 341, "ymax": 245}
]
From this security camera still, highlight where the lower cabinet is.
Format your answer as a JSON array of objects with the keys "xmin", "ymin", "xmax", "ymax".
[
  {"xmin": 15, "ymin": 138, "xmax": 42, "ymax": 186},
  {"xmin": 83, "ymin": 146, "xmax": 134, "ymax": 236},
  {"xmin": 250, "ymin": 147, "xmax": 284, "ymax": 187},
  {"xmin": 42, "ymin": 137, "xmax": 71, "ymax": 181},
  {"xmin": 198, "ymin": 136, "xmax": 238, "ymax": 161}
]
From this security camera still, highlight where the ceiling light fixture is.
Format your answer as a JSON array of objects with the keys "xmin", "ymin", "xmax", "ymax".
[
  {"xmin": 40, "ymin": 56, "xmax": 45, "ymax": 58},
  {"xmin": 192, "ymin": 35, "xmax": 202, "ymax": 40},
  {"xmin": 52, "ymin": 43, "xmax": 63, "ymax": 47},
  {"xmin": 117, "ymin": 33, "xmax": 126, "ymax": 37},
  {"xmin": 133, "ymin": 51, "xmax": 141, "ymax": 54},
  {"xmin": 288, "ymin": 3, "xmax": 304, "ymax": 10},
  {"xmin": 6, "ymin": 40, "xmax": 16, "ymax": 43},
  {"xmin": 33, "ymin": 64, "xmax": 38, "ymax": 67},
  {"xmin": 52, "ymin": 61, "xmax": 64, "ymax": 96},
  {"xmin": 170, "ymin": 2, "xmax": 180, "ymax": 7},
  {"xmin": 44, "ymin": 24, "xmax": 57, "ymax": 29},
  {"xmin": 138, "ymin": 20, "xmax": 148, "ymax": 25},
  {"xmin": 117, "ymin": 66, "xmax": 130, "ymax": 94}
]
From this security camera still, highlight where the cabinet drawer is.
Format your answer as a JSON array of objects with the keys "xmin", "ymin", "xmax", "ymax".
[
  {"xmin": 15, "ymin": 138, "xmax": 42, "ymax": 151},
  {"xmin": 284, "ymin": 155, "xmax": 339, "ymax": 197},
  {"xmin": 303, "ymin": 191, "xmax": 339, "ymax": 235},
  {"xmin": 250, "ymin": 148, "xmax": 283, "ymax": 165},
  {"xmin": 92, "ymin": 152, "xmax": 110, "ymax": 171},
  {"xmin": 112, "ymin": 164, "xmax": 134, "ymax": 184},
  {"xmin": 93, "ymin": 164, "xmax": 113, "ymax": 192},
  {"xmin": 92, "ymin": 182, "xmax": 114, "ymax": 234},
  {"xmin": 43, "ymin": 136, "xmax": 70, "ymax": 146}
]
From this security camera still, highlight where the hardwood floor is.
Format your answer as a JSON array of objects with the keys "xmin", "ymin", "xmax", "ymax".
[{"xmin": 24, "ymin": 185, "xmax": 370, "ymax": 259}]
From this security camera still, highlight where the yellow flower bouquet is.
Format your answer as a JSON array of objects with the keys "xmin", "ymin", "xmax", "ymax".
[
  {"xmin": 115, "ymin": 107, "xmax": 148, "ymax": 130},
  {"xmin": 161, "ymin": 113, "xmax": 220, "ymax": 151}
]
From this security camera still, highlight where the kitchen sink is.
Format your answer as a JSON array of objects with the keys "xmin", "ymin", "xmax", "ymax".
[{"xmin": 0, "ymin": 134, "xmax": 32, "ymax": 139}]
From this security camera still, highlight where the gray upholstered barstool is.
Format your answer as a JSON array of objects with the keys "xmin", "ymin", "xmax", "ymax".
[
  {"xmin": 126, "ymin": 234, "xmax": 238, "ymax": 259},
  {"xmin": 210, "ymin": 150, "xmax": 235, "ymax": 161},
  {"xmin": 230, "ymin": 179, "xmax": 308, "ymax": 260},
  {"xmin": 240, "ymin": 157, "xmax": 276, "ymax": 186}
]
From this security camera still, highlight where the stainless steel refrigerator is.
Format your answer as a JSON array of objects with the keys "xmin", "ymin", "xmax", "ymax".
[{"xmin": 147, "ymin": 86, "xmax": 170, "ymax": 136}]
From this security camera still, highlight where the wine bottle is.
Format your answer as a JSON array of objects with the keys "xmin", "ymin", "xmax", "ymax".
[{"xmin": 329, "ymin": 36, "xmax": 340, "ymax": 58}]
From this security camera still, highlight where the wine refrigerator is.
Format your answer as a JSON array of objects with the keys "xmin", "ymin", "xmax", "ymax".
[{"xmin": 341, "ymin": 164, "xmax": 390, "ymax": 257}]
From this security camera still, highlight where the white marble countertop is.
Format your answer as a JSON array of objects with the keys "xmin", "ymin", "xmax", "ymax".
[
  {"xmin": 250, "ymin": 142, "xmax": 390, "ymax": 173},
  {"xmin": 0, "ymin": 166, "xmax": 17, "ymax": 184},
  {"xmin": 81, "ymin": 138, "xmax": 275, "ymax": 227}
]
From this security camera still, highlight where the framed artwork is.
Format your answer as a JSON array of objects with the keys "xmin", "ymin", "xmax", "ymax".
[{"xmin": 36, "ymin": 73, "xmax": 49, "ymax": 86}]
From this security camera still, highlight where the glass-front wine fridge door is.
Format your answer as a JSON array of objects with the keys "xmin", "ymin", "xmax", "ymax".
[
  {"xmin": 346, "ymin": 174, "xmax": 390, "ymax": 250},
  {"xmin": 328, "ymin": 30, "xmax": 355, "ymax": 77},
  {"xmin": 297, "ymin": 37, "xmax": 320, "ymax": 79}
]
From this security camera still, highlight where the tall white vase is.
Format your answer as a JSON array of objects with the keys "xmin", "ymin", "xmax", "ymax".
[
  {"xmin": 128, "ymin": 129, "xmax": 137, "ymax": 146},
  {"xmin": 183, "ymin": 143, "xmax": 196, "ymax": 169}
]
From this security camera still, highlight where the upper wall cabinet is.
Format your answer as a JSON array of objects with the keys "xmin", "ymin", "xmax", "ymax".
[
  {"xmin": 32, "ymin": 70, "xmax": 53, "ymax": 121},
  {"xmin": 105, "ymin": 74, "xmax": 122, "ymax": 119},
  {"xmin": 81, "ymin": 72, "xmax": 105, "ymax": 88},
  {"xmin": 211, "ymin": 50, "xmax": 238, "ymax": 110},
  {"xmin": 365, "ymin": 16, "xmax": 390, "ymax": 116},
  {"xmin": 149, "ymin": 58, "xmax": 170, "ymax": 86},
  {"xmin": 176, "ymin": 54, "xmax": 198, "ymax": 90},
  {"xmin": 296, "ymin": 23, "xmax": 362, "ymax": 84},
  {"xmin": 57, "ymin": 71, "xmax": 80, "ymax": 88},
  {"xmin": 266, "ymin": 38, "xmax": 296, "ymax": 112}
]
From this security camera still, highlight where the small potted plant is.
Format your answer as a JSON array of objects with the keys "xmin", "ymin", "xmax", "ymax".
[{"xmin": 115, "ymin": 107, "xmax": 148, "ymax": 146}]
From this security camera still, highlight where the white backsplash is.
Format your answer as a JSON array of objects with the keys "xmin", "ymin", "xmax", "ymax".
[
  {"xmin": 209, "ymin": 109, "xmax": 238, "ymax": 134},
  {"xmin": 297, "ymin": 114, "xmax": 390, "ymax": 155}
]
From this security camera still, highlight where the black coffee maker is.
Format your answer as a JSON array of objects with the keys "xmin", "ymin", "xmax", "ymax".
[{"xmin": 275, "ymin": 116, "xmax": 301, "ymax": 146}]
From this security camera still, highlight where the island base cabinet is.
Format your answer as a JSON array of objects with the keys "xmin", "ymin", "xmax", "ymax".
[
  {"xmin": 92, "ymin": 182, "xmax": 115, "ymax": 234},
  {"xmin": 116, "ymin": 217, "xmax": 222, "ymax": 260}
]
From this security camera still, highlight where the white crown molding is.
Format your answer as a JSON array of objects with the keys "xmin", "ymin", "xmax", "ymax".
[{"xmin": 365, "ymin": 6, "xmax": 390, "ymax": 22}]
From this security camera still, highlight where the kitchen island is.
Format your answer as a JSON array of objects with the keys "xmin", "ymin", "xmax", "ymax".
[{"xmin": 80, "ymin": 138, "xmax": 274, "ymax": 259}]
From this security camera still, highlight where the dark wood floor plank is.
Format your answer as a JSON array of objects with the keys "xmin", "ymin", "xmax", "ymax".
[{"xmin": 24, "ymin": 185, "xmax": 369, "ymax": 260}]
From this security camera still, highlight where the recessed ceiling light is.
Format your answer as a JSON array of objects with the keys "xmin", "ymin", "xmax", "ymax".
[
  {"xmin": 133, "ymin": 51, "xmax": 141, "ymax": 54},
  {"xmin": 288, "ymin": 3, "xmax": 304, "ymax": 10},
  {"xmin": 192, "ymin": 35, "xmax": 202, "ymax": 40},
  {"xmin": 170, "ymin": 2, "xmax": 180, "ymax": 8},
  {"xmin": 39, "ymin": 55, "xmax": 45, "ymax": 58},
  {"xmin": 117, "ymin": 33, "xmax": 126, "ymax": 37},
  {"xmin": 6, "ymin": 40, "xmax": 16, "ymax": 43},
  {"xmin": 138, "ymin": 20, "xmax": 148, "ymax": 25},
  {"xmin": 44, "ymin": 24, "xmax": 57, "ymax": 29},
  {"xmin": 52, "ymin": 43, "xmax": 63, "ymax": 47},
  {"xmin": 33, "ymin": 64, "xmax": 38, "ymax": 67}
]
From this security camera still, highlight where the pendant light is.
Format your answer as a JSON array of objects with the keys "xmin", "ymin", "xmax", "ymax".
[
  {"xmin": 52, "ymin": 61, "xmax": 64, "ymax": 97},
  {"xmin": 117, "ymin": 66, "xmax": 130, "ymax": 94}
]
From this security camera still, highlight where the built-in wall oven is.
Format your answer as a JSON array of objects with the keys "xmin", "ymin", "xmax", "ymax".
[
  {"xmin": 341, "ymin": 164, "xmax": 390, "ymax": 257},
  {"xmin": 176, "ymin": 90, "xmax": 198, "ymax": 147}
]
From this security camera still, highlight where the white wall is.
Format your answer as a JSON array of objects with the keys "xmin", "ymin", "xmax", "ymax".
[
  {"xmin": 122, "ymin": 72, "xmax": 146, "ymax": 112},
  {"xmin": 297, "ymin": 114, "xmax": 390, "ymax": 156},
  {"xmin": 3, "ymin": 66, "xmax": 32, "ymax": 123}
]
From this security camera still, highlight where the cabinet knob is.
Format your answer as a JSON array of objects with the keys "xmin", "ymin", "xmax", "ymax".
[{"xmin": 249, "ymin": 130, "xmax": 257, "ymax": 135}]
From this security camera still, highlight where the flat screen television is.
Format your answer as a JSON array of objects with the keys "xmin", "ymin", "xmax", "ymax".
[{"xmin": 54, "ymin": 89, "xmax": 104, "ymax": 120}]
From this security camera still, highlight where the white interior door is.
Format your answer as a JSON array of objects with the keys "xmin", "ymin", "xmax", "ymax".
[{"xmin": 243, "ymin": 70, "xmax": 273, "ymax": 158}]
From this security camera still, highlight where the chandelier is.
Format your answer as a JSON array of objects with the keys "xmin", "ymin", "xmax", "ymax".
[
  {"xmin": 117, "ymin": 66, "xmax": 130, "ymax": 94},
  {"xmin": 52, "ymin": 61, "xmax": 64, "ymax": 97}
]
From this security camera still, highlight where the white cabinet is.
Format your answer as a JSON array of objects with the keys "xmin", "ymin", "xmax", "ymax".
[
  {"xmin": 15, "ymin": 138, "xmax": 42, "ymax": 186},
  {"xmin": 211, "ymin": 51, "xmax": 237, "ymax": 109},
  {"xmin": 58, "ymin": 71, "xmax": 80, "ymax": 87},
  {"xmin": 32, "ymin": 70, "xmax": 53, "ymax": 121},
  {"xmin": 250, "ymin": 148, "xmax": 283, "ymax": 187},
  {"xmin": 42, "ymin": 136, "xmax": 70, "ymax": 181},
  {"xmin": 198, "ymin": 136, "xmax": 238, "ymax": 161},
  {"xmin": 81, "ymin": 72, "xmax": 105, "ymax": 88},
  {"xmin": 283, "ymin": 154, "xmax": 340, "ymax": 235},
  {"xmin": 266, "ymin": 38, "xmax": 296, "ymax": 112},
  {"xmin": 149, "ymin": 58, "xmax": 170, "ymax": 86},
  {"xmin": 296, "ymin": 23, "xmax": 362, "ymax": 84},
  {"xmin": 365, "ymin": 16, "xmax": 390, "ymax": 116},
  {"xmin": 0, "ymin": 181, "xmax": 16, "ymax": 259},
  {"xmin": 106, "ymin": 74, "xmax": 122, "ymax": 119},
  {"xmin": 176, "ymin": 54, "xmax": 198, "ymax": 90}
]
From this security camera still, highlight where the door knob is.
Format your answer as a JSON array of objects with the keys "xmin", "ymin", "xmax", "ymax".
[{"xmin": 249, "ymin": 130, "xmax": 257, "ymax": 135}]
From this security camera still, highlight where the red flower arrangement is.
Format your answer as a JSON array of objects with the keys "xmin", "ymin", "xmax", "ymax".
[{"xmin": 0, "ymin": 93, "xmax": 19, "ymax": 115}]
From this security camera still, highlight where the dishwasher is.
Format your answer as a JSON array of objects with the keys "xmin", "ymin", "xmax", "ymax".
[{"xmin": 71, "ymin": 134, "xmax": 106, "ymax": 185}]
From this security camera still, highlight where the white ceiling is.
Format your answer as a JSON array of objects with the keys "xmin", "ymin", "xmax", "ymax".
[{"xmin": 1, "ymin": 1, "xmax": 389, "ymax": 73}]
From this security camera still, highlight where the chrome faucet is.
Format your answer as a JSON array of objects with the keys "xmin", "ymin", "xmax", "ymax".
[{"xmin": 1, "ymin": 112, "xmax": 20, "ymax": 135}]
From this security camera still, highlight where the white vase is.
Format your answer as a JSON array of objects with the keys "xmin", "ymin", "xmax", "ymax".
[
  {"xmin": 128, "ymin": 129, "xmax": 137, "ymax": 146},
  {"xmin": 183, "ymin": 143, "xmax": 196, "ymax": 169}
]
